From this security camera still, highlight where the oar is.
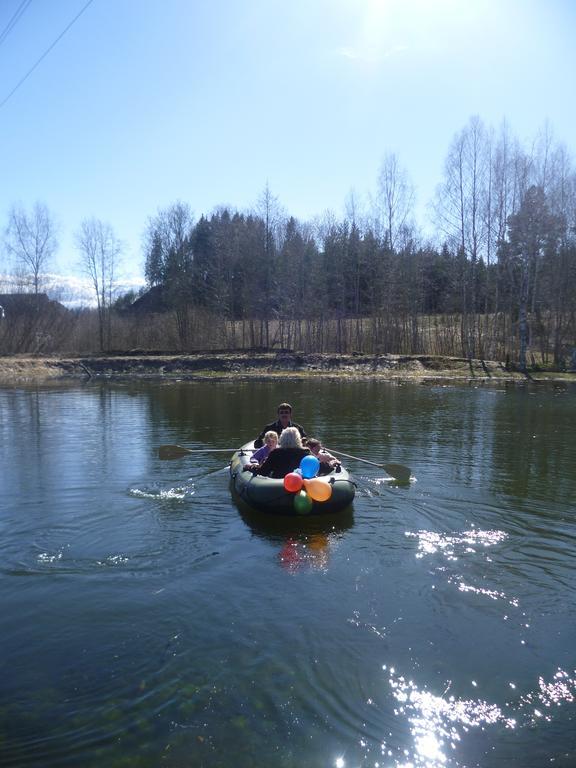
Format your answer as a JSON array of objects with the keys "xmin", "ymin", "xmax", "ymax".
[
  {"xmin": 159, "ymin": 445, "xmax": 249, "ymax": 460},
  {"xmin": 326, "ymin": 448, "xmax": 411, "ymax": 484}
]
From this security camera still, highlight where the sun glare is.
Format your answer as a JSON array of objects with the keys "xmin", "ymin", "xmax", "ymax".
[{"xmin": 352, "ymin": 0, "xmax": 479, "ymax": 53}]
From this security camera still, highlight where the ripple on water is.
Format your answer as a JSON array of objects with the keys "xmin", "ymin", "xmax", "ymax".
[
  {"xmin": 1, "ymin": 620, "xmax": 190, "ymax": 768},
  {"xmin": 129, "ymin": 482, "xmax": 196, "ymax": 500},
  {"xmin": 33, "ymin": 547, "xmax": 128, "ymax": 570}
]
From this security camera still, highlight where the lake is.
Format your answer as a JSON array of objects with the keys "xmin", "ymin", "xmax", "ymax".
[{"xmin": 1, "ymin": 378, "xmax": 575, "ymax": 768}]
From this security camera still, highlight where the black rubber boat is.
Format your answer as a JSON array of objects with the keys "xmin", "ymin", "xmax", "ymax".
[{"xmin": 230, "ymin": 441, "xmax": 356, "ymax": 516}]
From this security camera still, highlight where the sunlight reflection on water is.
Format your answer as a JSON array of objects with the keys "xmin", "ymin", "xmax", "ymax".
[
  {"xmin": 37, "ymin": 551, "xmax": 64, "ymax": 564},
  {"xmin": 385, "ymin": 664, "xmax": 516, "ymax": 767},
  {"xmin": 405, "ymin": 528, "xmax": 508, "ymax": 561},
  {"xmin": 518, "ymin": 669, "xmax": 576, "ymax": 724},
  {"xmin": 381, "ymin": 664, "xmax": 576, "ymax": 767},
  {"xmin": 451, "ymin": 580, "xmax": 519, "ymax": 607}
]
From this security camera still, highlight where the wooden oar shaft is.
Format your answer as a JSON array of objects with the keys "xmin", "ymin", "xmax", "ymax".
[
  {"xmin": 158, "ymin": 444, "xmax": 252, "ymax": 460},
  {"xmin": 326, "ymin": 448, "xmax": 384, "ymax": 469},
  {"xmin": 173, "ymin": 447, "xmax": 241, "ymax": 453}
]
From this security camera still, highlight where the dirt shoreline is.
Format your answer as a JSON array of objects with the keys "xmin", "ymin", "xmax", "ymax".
[{"xmin": 1, "ymin": 352, "xmax": 575, "ymax": 385}]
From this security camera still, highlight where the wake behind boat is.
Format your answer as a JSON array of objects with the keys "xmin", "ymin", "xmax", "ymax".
[{"xmin": 230, "ymin": 441, "xmax": 356, "ymax": 516}]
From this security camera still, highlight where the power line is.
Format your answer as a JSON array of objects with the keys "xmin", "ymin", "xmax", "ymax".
[
  {"xmin": 0, "ymin": 0, "xmax": 96, "ymax": 110},
  {"xmin": 0, "ymin": 0, "xmax": 33, "ymax": 48}
]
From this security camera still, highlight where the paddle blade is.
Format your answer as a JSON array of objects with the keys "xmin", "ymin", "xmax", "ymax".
[
  {"xmin": 325, "ymin": 447, "xmax": 411, "ymax": 483},
  {"xmin": 158, "ymin": 445, "xmax": 192, "ymax": 460},
  {"xmin": 382, "ymin": 463, "xmax": 411, "ymax": 484}
]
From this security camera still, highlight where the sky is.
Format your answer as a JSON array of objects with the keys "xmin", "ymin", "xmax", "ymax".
[{"xmin": 1, "ymin": 0, "xmax": 575, "ymax": 287}]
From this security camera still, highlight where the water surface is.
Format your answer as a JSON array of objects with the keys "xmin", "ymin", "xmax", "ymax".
[{"xmin": 1, "ymin": 379, "xmax": 575, "ymax": 767}]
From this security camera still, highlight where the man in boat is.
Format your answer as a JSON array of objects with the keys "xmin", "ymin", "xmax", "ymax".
[{"xmin": 253, "ymin": 402, "xmax": 307, "ymax": 448}]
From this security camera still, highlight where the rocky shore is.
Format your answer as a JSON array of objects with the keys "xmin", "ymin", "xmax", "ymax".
[{"xmin": 1, "ymin": 352, "xmax": 574, "ymax": 385}]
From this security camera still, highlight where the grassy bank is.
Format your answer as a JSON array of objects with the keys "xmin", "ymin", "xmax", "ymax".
[{"xmin": 1, "ymin": 352, "xmax": 575, "ymax": 385}]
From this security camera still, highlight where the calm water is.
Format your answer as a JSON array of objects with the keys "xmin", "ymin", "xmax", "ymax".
[{"xmin": 1, "ymin": 378, "xmax": 575, "ymax": 768}]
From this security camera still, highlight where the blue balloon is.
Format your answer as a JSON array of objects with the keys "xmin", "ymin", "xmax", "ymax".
[{"xmin": 300, "ymin": 455, "xmax": 320, "ymax": 479}]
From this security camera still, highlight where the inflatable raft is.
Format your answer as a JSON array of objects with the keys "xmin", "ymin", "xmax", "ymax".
[{"xmin": 230, "ymin": 442, "xmax": 356, "ymax": 516}]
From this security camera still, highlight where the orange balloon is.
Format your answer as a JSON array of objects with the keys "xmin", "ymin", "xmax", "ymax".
[
  {"xmin": 303, "ymin": 477, "xmax": 333, "ymax": 502},
  {"xmin": 284, "ymin": 472, "xmax": 304, "ymax": 493}
]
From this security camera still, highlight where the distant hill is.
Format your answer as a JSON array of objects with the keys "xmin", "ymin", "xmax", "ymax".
[
  {"xmin": 122, "ymin": 285, "xmax": 170, "ymax": 315},
  {"xmin": 0, "ymin": 273, "xmax": 146, "ymax": 310},
  {"xmin": 0, "ymin": 293, "xmax": 67, "ymax": 318}
]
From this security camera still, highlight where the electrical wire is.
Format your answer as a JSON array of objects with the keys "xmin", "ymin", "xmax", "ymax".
[
  {"xmin": 0, "ymin": 0, "xmax": 96, "ymax": 110},
  {"xmin": 0, "ymin": 0, "xmax": 33, "ymax": 48}
]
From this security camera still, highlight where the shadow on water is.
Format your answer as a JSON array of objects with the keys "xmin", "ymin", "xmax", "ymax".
[{"xmin": 232, "ymin": 491, "xmax": 354, "ymax": 541}]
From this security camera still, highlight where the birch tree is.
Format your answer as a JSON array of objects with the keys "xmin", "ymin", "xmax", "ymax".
[
  {"xmin": 4, "ymin": 202, "xmax": 58, "ymax": 294},
  {"xmin": 255, "ymin": 184, "xmax": 284, "ymax": 347},
  {"xmin": 143, "ymin": 201, "xmax": 194, "ymax": 286},
  {"xmin": 434, "ymin": 116, "xmax": 491, "ymax": 356},
  {"xmin": 505, "ymin": 186, "xmax": 564, "ymax": 371},
  {"xmin": 75, "ymin": 218, "xmax": 123, "ymax": 352},
  {"xmin": 375, "ymin": 152, "xmax": 415, "ymax": 251}
]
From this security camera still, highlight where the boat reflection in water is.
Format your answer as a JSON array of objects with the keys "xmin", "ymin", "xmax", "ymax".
[{"xmin": 232, "ymin": 491, "xmax": 354, "ymax": 572}]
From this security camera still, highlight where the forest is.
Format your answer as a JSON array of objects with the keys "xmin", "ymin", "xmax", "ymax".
[{"xmin": 1, "ymin": 117, "xmax": 575, "ymax": 371}]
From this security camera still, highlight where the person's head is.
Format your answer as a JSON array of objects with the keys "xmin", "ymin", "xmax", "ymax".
[
  {"xmin": 278, "ymin": 426, "xmax": 302, "ymax": 449},
  {"xmin": 264, "ymin": 431, "xmax": 278, "ymax": 449},
  {"xmin": 306, "ymin": 438, "xmax": 321, "ymax": 455},
  {"xmin": 277, "ymin": 402, "xmax": 293, "ymax": 427}
]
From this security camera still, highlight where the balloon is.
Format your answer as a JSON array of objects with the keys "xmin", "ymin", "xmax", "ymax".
[
  {"xmin": 303, "ymin": 477, "xmax": 333, "ymax": 502},
  {"xmin": 293, "ymin": 490, "xmax": 313, "ymax": 514},
  {"xmin": 284, "ymin": 472, "xmax": 303, "ymax": 493},
  {"xmin": 300, "ymin": 455, "xmax": 320, "ymax": 479}
]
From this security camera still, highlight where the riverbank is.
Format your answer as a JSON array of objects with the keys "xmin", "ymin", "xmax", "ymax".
[{"xmin": 1, "ymin": 352, "xmax": 575, "ymax": 385}]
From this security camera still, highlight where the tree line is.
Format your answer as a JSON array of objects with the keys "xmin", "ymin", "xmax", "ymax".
[{"xmin": 1, "ymin": 116, "xmax": 575, "ymax": 369}]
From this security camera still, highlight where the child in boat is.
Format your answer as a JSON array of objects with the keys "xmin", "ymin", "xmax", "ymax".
[
  {"xmin": 249, "ymin": 431, "xmax": 278, "ymax": 465},
  {"xmin": 305, "ymin": 438, "xmax": 339, "ymax": 473},
  {"xmin": 253, "ymin": 427, "xmax": 310, "ymax": 478}
]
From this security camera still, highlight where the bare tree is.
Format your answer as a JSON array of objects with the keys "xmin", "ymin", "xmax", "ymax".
[
  {"xmin": 506, "ymin": 186, "xmax": 565, "ymax": 371},
  {"xmin": 75, "ymin": 218, "xmax": 123, "ymax": 352},
  {"xmin": 4, "ymin": 202, "xmax": 58, "ymax": 294},
  {"xmin": 537, "ymin": 139, "xmax": 575, "ymax": 240},
  {"xmin": 531, "ymin": 120, "xmax": 555, "ymax": 195},
  {"xmin": 488, "ymin": 122, "xmax": 526, "ymax": 257},
  {"xmin": 255, "ymin": 183, "xmax": 285, "ymax": 347},
  {"xmin": 143, "ymin": 201, "xmax": 194, "ymax": 285},
  {"xmin": 142, "ymin": 202, "xmax": 195, "ymax": 347},
  {"xmin": 433, "ymin": 116, "xmax": 491, "ymax": 357},
  {"xmin": 375, "ymin": 152, "xmax": 415, "ymax": 251},
  {"xmin": 483, "ymin": 122, "xmax": 528, "ymax": 355}
]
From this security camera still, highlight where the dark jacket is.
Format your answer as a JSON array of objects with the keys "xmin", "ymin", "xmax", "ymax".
[
  {"xmin": 254, "ymin": 420, "xmax": 307, "ymax": 448},
  {"xmin": 255, "ymin": 447, "xmax": 311, "ymax": 478}
]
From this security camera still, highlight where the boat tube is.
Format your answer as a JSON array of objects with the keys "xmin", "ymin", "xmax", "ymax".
[{"xmin": 230, "ymin": 442, "xmax": 356, "ymax": 516}]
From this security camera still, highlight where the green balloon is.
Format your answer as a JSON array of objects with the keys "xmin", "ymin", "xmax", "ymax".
[{"xmin": 294, "ymin": 490, "xmax": 313, "ymax": 515}]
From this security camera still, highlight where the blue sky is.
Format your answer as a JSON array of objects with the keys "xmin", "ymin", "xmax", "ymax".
[{"xmin": 1, "ymin": 0, "xmax": 575, "ymax": 283}]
